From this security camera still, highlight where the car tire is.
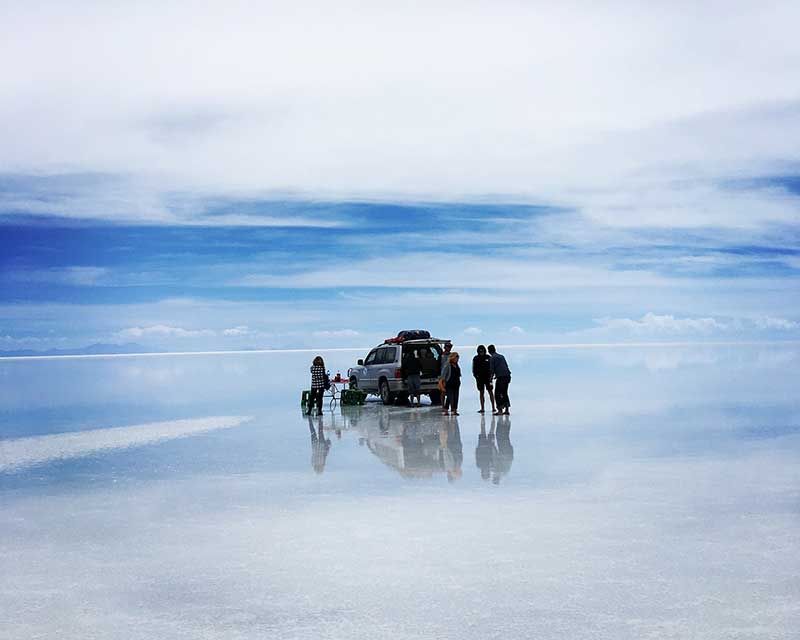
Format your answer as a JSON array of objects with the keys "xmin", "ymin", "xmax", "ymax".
[
  {"xmin": 379, "ymin": 379, "xmax": 394, "ymax": 405},
  {"xmin": 349, "ymin": 376, "xmax": 358, "ymax": 388},
  {"xmin": 428, "ymin": 389, "xmax": 441, "ymax": 406}
]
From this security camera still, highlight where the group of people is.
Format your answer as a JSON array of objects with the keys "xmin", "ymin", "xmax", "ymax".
[
  {"xmin": 308, "ymin": 343, "xmax": 512, "ymax": 416},
  {"xmin": 405, "ymin": 342, "xmax": 512, "ymax": 416}
]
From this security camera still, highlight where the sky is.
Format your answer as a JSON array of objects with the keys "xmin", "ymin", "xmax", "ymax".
[{"xmin": 1, "ymin": 0, "xmax": 799, "ymax": 352}]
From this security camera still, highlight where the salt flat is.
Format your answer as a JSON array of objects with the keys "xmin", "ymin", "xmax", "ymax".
[{"xmin": 1, "ymin": 345, "xmax": 799, "ymax": 639}]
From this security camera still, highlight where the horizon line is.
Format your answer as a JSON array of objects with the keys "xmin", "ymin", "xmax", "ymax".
[{"xmin": 1, "ymin": 340, "xmax": 799, "ymax": 362}]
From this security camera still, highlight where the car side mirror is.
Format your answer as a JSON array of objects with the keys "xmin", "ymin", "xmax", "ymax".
[{"xmin": 357, "ymin": 359, "xmax": 364, "ymax": 366}]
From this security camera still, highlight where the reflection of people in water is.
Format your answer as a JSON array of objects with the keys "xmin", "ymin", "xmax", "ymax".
[
  {"xmin": 438, "ymin": 418, "xmax": 463, "ymax": 482},
  {"xmin": 308, "ymin": 415, "xmax": 331, "ymax": 474},
  {"xmin": 475, "ymin": 414, "xmax": 496, "ymax": 481},
  {"xmin": 352, "ymin": 407, "xmax": 467, "ymax": 481},
  {"xmin": 492, "ymin": 415, "xmax": 514, "ymax": 484}
]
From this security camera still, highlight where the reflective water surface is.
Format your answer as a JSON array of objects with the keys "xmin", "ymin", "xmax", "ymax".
[{"xmin": 2, "ymin": 346, "xmax": 799, "ymax": 639}]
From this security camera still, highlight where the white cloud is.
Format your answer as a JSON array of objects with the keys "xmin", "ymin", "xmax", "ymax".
[
  {"xmin": 462, "ymin": 327, "xmax": 482, "ymax": 336},
  {"xmin": 509, "ymin": 326, "xmax": 525, "ymax": 335},
  {"xmin": 237, "ymin": 254, "xmax": 670, "ymax": 291},
  {"xmin": 118, "ymin": 325, "xmax": 216, "ymax": 339},
  {"xmin": 752, "ymin": 316, "xmax": 800, "ymax": 330},
  {"xmin": 593, "ymin": 313, "xmax": 727, "ymax": 335},
  {"xmin": 590, "ymin": 313, "xmax": 800, "ymax": 336},
  {"xmin": 4, "ymin": 267, "xmax": 109, "ymax": 286},
  {"xmin": 222, "ymin": 325, "xmax": 251, "ymax": 336},
  {"xmin": 1, "ymin": 1, "xmax": 800, "ymax": 231},
  {"xmin": 312, "ymin": 329, "xmax": 360, "ymax": 338},
  {"xmin": 1, "ymin": 334, "xmax": 45, "ymax": 345}
]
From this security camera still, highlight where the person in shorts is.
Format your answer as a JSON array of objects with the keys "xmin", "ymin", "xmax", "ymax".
[
  {"xmin": 472, "ymin": 344, "xmax": 496, "ymax": 414},
  {"xmin": 402, "ymin": 348, "xmax": 423, "ymax": 407}
]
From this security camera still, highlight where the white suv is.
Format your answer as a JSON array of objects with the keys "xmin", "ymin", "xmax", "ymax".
[{"xmin": 348, "ymin": 336, "xmax": 452, "ymax": 405}]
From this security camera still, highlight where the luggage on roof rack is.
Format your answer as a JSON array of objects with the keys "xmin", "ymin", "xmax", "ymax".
[
  {"xmin": 398, "ymin": 329, "xmax": 430, "ymax": 340},
  {"xmin": 385, "ymin": 330, "xmax": 431, "ymax": 343}
]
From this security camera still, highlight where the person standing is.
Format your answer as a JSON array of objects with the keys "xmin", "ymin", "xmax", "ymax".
[
  {"xmin": 442, "ymin": 351, "xmax": 462, "ymax": 416},
  {"xmin": 488, "ymin": 344, "xmax": 511, "ymax": 415},
  {"xmin": 402, "ymin": 348, "xmax": 423, "ymax": 407},
  {"xmin": 309, "ymin": 355, "xmax": 327, "ymax": 416},
  {"xmin": 438, "ymin": 342, "xmax": 453, "ymax": 408},
  {"xmin": 472, "ymin": 345, "xmax": 497, "ymax": 414}
]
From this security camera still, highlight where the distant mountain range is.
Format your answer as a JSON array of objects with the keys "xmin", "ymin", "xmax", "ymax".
[{"xmin": 0, "ymin": 343, "xmax": 162, "ymax": 358}]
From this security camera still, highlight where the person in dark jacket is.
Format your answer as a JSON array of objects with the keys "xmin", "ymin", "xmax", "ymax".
[
  {"xmin": 472, "ymin": 344, "xmax": 496, "ymax": 414},
  {"xmin": 402, "ymin": 349, "xmax": 423, "ymax": 407},
  {"xmin": 488, "ymin": 345, "xmax": 511, "ymax": 415},
  {"xmin": 309, "ymin": 355, "xmax": 327, "ymax": 416},
  {"xmin": 442, "ymin": 352, "xmax": 462, "ymax": 415}
]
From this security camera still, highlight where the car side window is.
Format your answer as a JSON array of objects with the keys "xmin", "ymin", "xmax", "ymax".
[
  {"xmin": 382, "ymin": 347, "xmax": 397, "ymax": 364},
  {"xmin": 364, "ymin": 350, "xmax": 378, "ymax": 365}
]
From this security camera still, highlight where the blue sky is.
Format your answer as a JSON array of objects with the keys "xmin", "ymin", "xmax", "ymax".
[{"xmin": 1, "ymin": 1, "xmax": 799, "ymax": 352}]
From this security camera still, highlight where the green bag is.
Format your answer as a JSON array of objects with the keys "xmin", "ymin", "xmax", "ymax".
[{"xmin": 341, "ymin": 388, "xmax": 367, "ymax": 406}]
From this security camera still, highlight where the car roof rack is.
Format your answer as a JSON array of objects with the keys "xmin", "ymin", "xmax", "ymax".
[{"xmin": 383, "ymin": 337, "xmax": 451, "ymax": 345}]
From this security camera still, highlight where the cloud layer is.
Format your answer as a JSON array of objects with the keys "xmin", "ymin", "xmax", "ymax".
[
  {"xmin": 1, "ymin": 2, "xmax": 799, "ymax": 350},
  {"xmin": 2, "ymin": 1, "xmax": 800, "ymax": 225}
]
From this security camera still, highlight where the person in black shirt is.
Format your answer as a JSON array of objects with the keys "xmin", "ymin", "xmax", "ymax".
[{"xmin": 472, "ymin": 344, "xmax": 496, "ymax": 414}]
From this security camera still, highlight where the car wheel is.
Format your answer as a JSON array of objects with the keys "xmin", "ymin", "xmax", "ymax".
[
  {"xmin": 379, "ymin": 379, "xmax": 394, "ymax": 405},
  {"xmin": 349, "ymin": 376, "xmax": 358, "ymax": 388}
]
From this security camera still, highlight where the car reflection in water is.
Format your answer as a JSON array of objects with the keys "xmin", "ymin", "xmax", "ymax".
[
  {"xmin": 312, "ymin": 406, "xmax": 514, "ymax": 483},
  {"xmin": 338, "ymin": 406, "xmax": 470, "ymax": 482}
]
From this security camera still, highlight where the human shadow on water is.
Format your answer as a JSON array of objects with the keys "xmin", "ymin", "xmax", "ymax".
[
  {"xmin": 493, "ymin": 415, "xmax": 514, "ymax": 484},
  {"xmin": 349, "ymin": 406, "xmax": 464, "ymax": 481},
  {"xmin": 475, "ymin": 414, "xmax": 514, "ymax": 484},
  {"xmin": 438, "ymin": 418, "xmax": 463, "ymax": 483},
  {"xmin": 307, "ymin": 414, "xmax": 332, "ymax": 474}
]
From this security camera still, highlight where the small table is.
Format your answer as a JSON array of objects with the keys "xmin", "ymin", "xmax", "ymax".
[
  {"xmin": 302, "ymin": 380, "xmax": 350, "ymax": 414},
  {"xmin": 326, "ymin": 379, "xmax": 349, "ymax": 409}
]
